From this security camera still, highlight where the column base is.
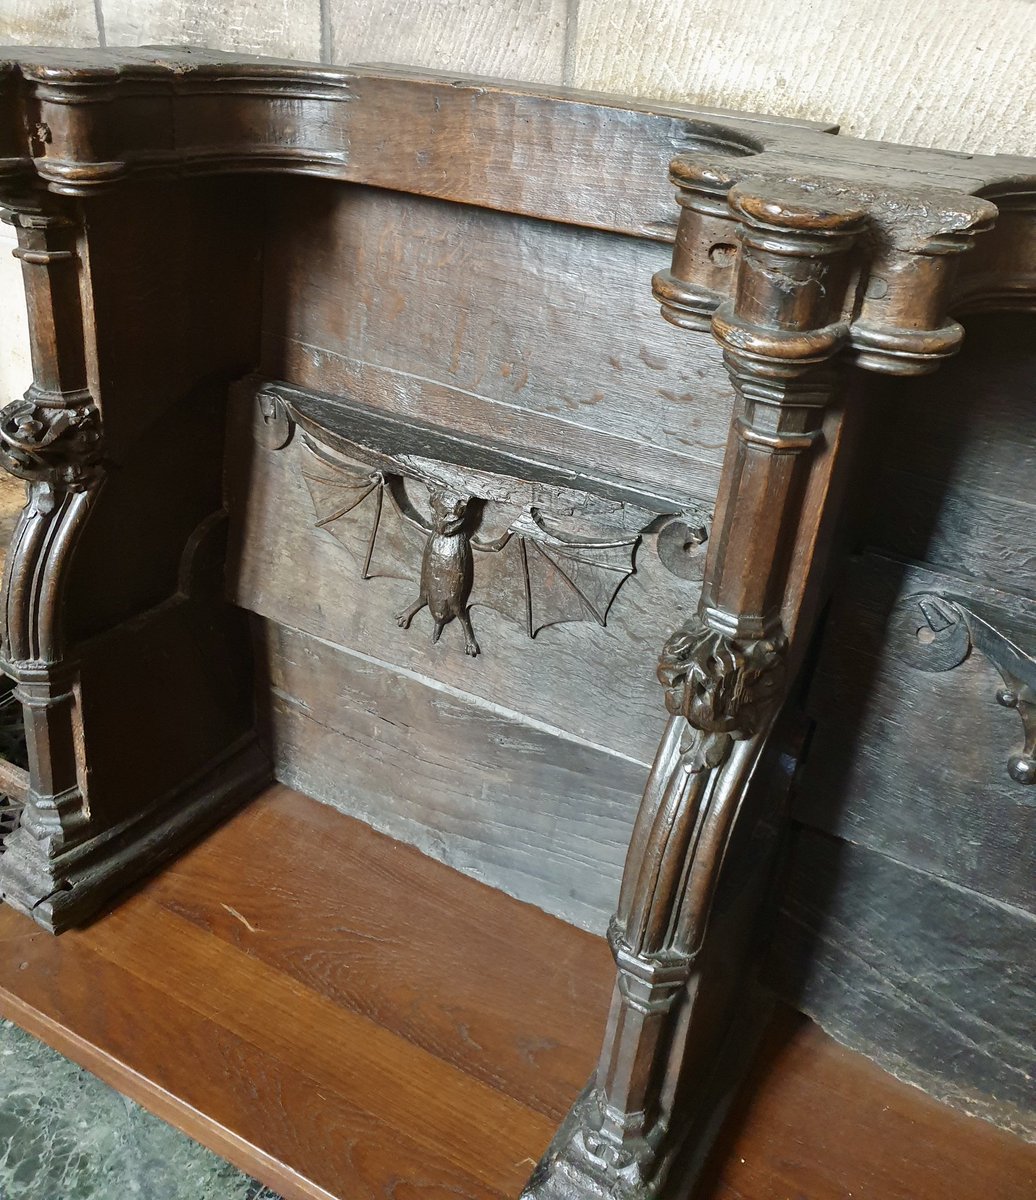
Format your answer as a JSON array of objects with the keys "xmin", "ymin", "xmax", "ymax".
[
  {"xmin": 522, "ymin": 1085, "xmax": 670, "ymax": 1200},
  {"xmin": 0, "ymin": 736, "xmax": 270, "ymax": 932},
  {"xmin": 524, "ymin": 990, "xmax": 776, "ymax": 1200}
]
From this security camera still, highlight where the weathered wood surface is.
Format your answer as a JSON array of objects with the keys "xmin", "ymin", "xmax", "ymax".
[
  {"xmin": 84, "ymin": 179, "xmax": 263, "ymax": 465},
  {"xmin": 768, "ymin": 828, "xmax": 1036, "ymax": 1142},
  {"xmin": 260, "ymin": 180, "xmax": 734, "ymax": 502},
  {"xmin": 860, "ymin": 314, "xmax": 1036, "ymax": 599},
  {"xmin": 255, "ymin": 619, "xmax": 641, "ymax": 931},
  {"xmin": 795, "ymin": 556, "xmax": 1036, "ymax": 913},
  {"xmin": 225, "ymin": 388, "xmax": 704, "ymax": 768},
  {"xmin": 696, "ymin": 1006, "xmax": 1036, "ymax": 1200}
]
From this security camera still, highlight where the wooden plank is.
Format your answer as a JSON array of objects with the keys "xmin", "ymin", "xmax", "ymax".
[
  {"xmin": 1, "ymin": 786, "xmax": 1033, "ymax": 1200},
  {"xmin": 85, "ymin": 178, "xmax": 263, "ymax": 463},
  {"xmin": 696, "ymin": 1007, "xmax": 1036, "ymax": 1200},
  {"xmin": 867, "ymin": 314, "xmax": 1036, "ymax": 511},
  {"xmin": 767, "ymin": 829, "xmax": 1036, "ymax": 1142},
  {"xmin": 0, "ymin": 756, "xmax": 27, "ymax": 799},
  {"xmin": 867, "ymin": 469, "xmax": 1036, "ymax": 600},
  {"xmin": 150, "ymin": 788, "xmax": 613, "ymax": 1122},
  {"xmin": 75, "ymin": 594, "xmax": 255, "ymax": 828},
  {"xmin": 0, "ymin": 785, "xmax": 611, "ymax": 1199},
  {"xmin": 259, "ymin": 179, "xmax": 733, "ymax": 502},
  {"xmin": 860, "ymin": 314, "xmax": 1036, "ymax": 599},
  {"xmin": 225, "ymin": 392, "xmax": 702, "ymax": 767},
  {"xmin": 796, "ymin": 556, "xmax": 1036, "ymax": 913},
  {"xmin": 255, "ymin": 620, "xmax": 644, "ymax": 932}
]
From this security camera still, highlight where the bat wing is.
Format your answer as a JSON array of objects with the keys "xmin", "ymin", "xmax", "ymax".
[
  {"xmin": 300, "ymin": 441, "xmax": 425, "ymax": 582},
  {"xmin": 471, "ymin": 510, "xmax": 637, "ymax": 637}
]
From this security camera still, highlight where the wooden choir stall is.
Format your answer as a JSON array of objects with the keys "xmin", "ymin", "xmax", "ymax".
[{"xmin": 0, "ymin": 47, "xmax": 1032, "ymax": 1200}]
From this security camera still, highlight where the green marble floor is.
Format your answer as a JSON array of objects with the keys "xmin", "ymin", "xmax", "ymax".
[{"xmin": 0, "ymin": 1018, "xmax": 284, "ymax": 1200}]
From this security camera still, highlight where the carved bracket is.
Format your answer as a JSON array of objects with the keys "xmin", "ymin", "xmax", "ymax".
[
  {"xmin": 255, "ymin": 383, "xmax": 710, "ymax": 657},
  {"xmin": 895, "ymin": 592, "xmax": 1036, "ymax": 787},
  {"xmin": 658, "ymin": 617, "xmax": 786, "ymax": 771},
  {"xmin": 0, "ymin": 386, "xmax": 102, "ymax": 491},
  {"xmin": 653, "ymin": 157, "xmax": 999, "ymax": 378}
]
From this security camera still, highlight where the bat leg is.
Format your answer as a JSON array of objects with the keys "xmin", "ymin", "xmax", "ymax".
[
  {"xmin": 396, "ymin": 595, "xmax": 426, "ymax": 629},
  {"xmin": 460, "ymin": 610, "xmax": 480, "ymax": 657}
]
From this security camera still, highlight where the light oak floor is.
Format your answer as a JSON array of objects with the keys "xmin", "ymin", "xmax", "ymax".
[{"xmin": 0, "ymin": 785, "xmax": 1033, "ymax": 1200}]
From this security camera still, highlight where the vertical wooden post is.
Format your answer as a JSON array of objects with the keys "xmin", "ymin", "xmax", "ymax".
[
  {"xmin": 525, "ymin": 179, "xmax": 867, "ymax": 1200},
  {"xmin": 0, "ymin": 190, "xmax": 103, "ymax": 909}
]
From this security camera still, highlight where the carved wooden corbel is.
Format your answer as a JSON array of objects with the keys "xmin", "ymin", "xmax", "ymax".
[{"xmin": 526, "ymin": 165, "xmax": 997, "ymax": 1200}]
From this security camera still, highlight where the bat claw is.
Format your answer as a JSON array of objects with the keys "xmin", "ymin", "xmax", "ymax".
[
  {"xmin": 396, "ymin": 598, "xmax": 426, "ymax": 629},
  {"xmin": 465, "ymin": 640, "xmax": 480, "ymax": 657}
]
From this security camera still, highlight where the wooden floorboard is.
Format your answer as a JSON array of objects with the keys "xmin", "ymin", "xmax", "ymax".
[{"xmin": 0, "ymin": 783, "xmax": 1033, "ymax": 1199}]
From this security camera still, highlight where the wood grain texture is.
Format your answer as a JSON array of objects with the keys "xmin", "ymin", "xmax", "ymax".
[
  {"xmin": 796, "ymin": 556, "xmax": 1036, "ymax": 914},
  {"xmin": 861, "ymin": 313, "xmax": 1036, "ymax": 600},
  {"xmin": 0, "ymin": 784, "xmax": 613, "ymax": 1200},
  {"xmin": 329, "ymin": 0, "xmax": 567, "ymax": 83},
  {"xmin": 695, "ymin": 1006, "xmax": 1036, "ymax": 1200},
  {"xmin": 569, "ymin": 0, "xmax": 1036, "ymax": 156},
  {"xmin": 768, "ymin": 828, "xmax": 1036, "ymax": 1142},
  {"xmin": 1, "ymin": 786, "xmax": 1032, "ymax": 1200},
  {"xmin": 255, "ymin": 619, "xmax": 643, "ymax": 932},
  {"xmin": 100, "ymin": 0, "xmax": 322, "ymax": 59},
  {"xmin": 260, "ymin": 180, "xmax": 734, "ymax": 502}
]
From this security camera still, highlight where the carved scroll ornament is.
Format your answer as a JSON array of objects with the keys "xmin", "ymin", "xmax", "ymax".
[{"xmin": 895, "ymin": 592, "xmax": 1036, "ymax": 787}]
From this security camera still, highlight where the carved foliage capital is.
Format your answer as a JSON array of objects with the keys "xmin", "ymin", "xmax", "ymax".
[
  {"xmin": 658, "ymin": 616, "xmax": 786, "ymax": 768},
  {"xmin": 0, "ymin": 389, "xmax": 102, "ymax": 491}
]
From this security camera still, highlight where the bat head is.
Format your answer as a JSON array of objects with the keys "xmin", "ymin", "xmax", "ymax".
[{"xmin": 430, "ymin": 488, "xmax": 471, "ymax": 535}]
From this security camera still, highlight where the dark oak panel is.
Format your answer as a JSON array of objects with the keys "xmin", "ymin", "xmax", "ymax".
[
  {"xmin": 254, "ymin": 619, "xmax": 642, "ymax": 932},
  {"xmin": 225, "ymin": 389, "xmax": 704, "ymax": 767},
  {"xmin": 769, "ymin": 828, "xmax": 1036, "ymax": 1141},
  {"xmin": 260, "ymin": 179, "xmax": 734, "ymax": 501},
  {"xmin": 796, "ymin": 556, "xmax": 1036, "ymax": 913}
]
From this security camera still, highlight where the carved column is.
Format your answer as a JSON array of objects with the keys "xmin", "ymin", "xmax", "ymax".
[
  {"xmin": 0, "ymin": 191, "xmax": 103, "ymax": 911},
  {"xmin": 526, "ymin": 180, "xmax": 871, "ymax": 1199}
]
